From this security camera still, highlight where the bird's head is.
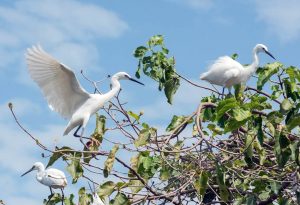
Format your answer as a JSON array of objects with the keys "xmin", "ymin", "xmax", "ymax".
[
  {"xmin": 113, "ymin": 72, "xmax": 144, "ymax": 85},
  {"xmin": 21, "ymin": 162, "xmax": 44, "ymax": 177},
  {"xmin": 254, "ymin": 44, "xmax": 276, "ymax": 60}
]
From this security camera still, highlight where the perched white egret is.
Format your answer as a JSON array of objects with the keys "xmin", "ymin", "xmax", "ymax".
[
  {"xmin": 21, "ymin": 162, "xmax": 67, "ymax": 203},
  {"xmin": 200, "ymin": 44, "xmax": 276, "ymax": 94},
  {"xmin": 26, "ymin": 45, "xmax": 144, "ymax": 143}
]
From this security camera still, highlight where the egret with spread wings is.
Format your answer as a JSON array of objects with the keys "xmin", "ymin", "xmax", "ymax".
[{"xmin": 26, "ymin": 45, "xmax": 144, "ymax": 144}]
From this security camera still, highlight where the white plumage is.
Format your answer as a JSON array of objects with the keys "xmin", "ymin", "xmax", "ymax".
[
  {"xmin": 26, "ymin": 45, "xmax": 144, "ymax": 140},
  {"xmin": 91, "ymin": 192, "xmax": 106, "ymax": 205},
  {"xmin": 200, "ymin": 44, "xmax": 276, "ymax": 90},
  {"xmin": 21, "ymin": 162, "xmax": 67, "ymax": 189}
]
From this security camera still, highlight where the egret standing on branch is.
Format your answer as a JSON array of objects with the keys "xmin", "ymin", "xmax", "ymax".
[
  {"xmin": 26, "ymin": 45, "xmax": 144, "ymax": 144},
  {"xmin": 21, "ymin": 162, "xmax": 67, "ymax": 204},
  {"xmin": 200, "ymin": 44, "xmax": 276, "ymax": 94}
]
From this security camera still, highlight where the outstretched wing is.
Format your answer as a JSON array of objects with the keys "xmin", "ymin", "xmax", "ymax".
[
  {"xmin": 200, "ymin": 56, "xmax": 243, "ymax": 86},
  {"xmin": 26, "ymin": 45, "xmax": 90, "ymax": 119}
]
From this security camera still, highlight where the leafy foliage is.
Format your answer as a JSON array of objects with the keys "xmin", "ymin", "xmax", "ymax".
[
  {"xmin": 15, "ymin": 36, "xmax": 300, "ymax": 205},
  {"xmin": 133, "ymin": 35, "xmax": 180, "ymax": 104}
]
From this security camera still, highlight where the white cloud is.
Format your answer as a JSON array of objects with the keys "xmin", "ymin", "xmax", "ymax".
[
  {"xmin": 255, "ymin": 0, "xmax": 300, "ymax": 42},
  {"xmin": 0, "ymin": 0, "xmax": 128, "ymax": 77}
]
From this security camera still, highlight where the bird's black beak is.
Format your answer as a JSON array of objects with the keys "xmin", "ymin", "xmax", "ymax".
[
  {"xmin": 21, "ymin": 166, "xmax": 34, "ymax": 177},
  {"xmin": 129, "ymin": 77, "xmax": 144, "ymax": 86},
  {"xmin": 265, "ymin": 50, "xmax": 276, "ymax": 60}
]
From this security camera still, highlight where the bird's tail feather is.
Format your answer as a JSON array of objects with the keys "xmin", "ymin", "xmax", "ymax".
[{"xmin": 200, "ymin": 72, "xmax": 208, "ymax": 80}]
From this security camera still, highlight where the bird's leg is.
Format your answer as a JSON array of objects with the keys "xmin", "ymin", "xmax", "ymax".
[
  {"xmin": 228, "ymin": 87, "xmax": 233, "ymax": 97},
  {"xmin": 46, "ymin": 187, "xmax": 54, "ymax": 205},
  {"xmin": 222, "ymin": 87, "xmax": 225, "ymax": 99},
  {"xmin": 61, "ymin": 188, "xmax": 64, "ymax": 205},
  {"xmin": 79, "ymin": 127, "xmax": 90, "ymax": 150},
  {"xmin": 73, "ymin": 125, "xmax": 82, "ymax": 138}
]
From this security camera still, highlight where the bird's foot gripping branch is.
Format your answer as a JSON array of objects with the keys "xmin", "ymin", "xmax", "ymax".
[{"xmin": 9, "ymin": 35, "xmax": 300, "ymax": 205}]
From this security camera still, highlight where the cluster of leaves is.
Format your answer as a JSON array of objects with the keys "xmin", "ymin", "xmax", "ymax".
[
  {"xmin": 133, "ymin": 35, "xmax": 180, "ymax": 104},
  {"xmin": 28, "ymin": 36, "xmax": 300, "ymax": 205}
]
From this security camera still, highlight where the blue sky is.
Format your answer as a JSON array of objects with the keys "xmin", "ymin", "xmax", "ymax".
[{"xmin": 1, "ymin": 0, "xmax": 300, "ymax": 204}]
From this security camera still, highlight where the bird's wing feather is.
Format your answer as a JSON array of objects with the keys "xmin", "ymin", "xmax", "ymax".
[
  {"xmin": 26, "ymin": 45, "xmax": 90, "ymax": 119},
  {"xmin": 200, "ymin": 56, "xmax": 243, "ymax": 86},
  {"xmin": 44, "ymin": 168, "xmax": 67, "ymax": 187}
]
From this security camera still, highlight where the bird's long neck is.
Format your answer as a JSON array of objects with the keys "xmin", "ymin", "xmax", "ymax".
[
  {"xmin": 250, "ymin": 49, "xmax": 259, "ymax": 72},
  {"xmin": 36, "ymin": 165, "xmax": 45, "ymax": 182},
  {"xmin": 102, "ymin": 77, "xmax": 121, "ymax": 102},
  {"xmin": 245, "ymin": 49, "xmax": 260, "ymax": 78}
]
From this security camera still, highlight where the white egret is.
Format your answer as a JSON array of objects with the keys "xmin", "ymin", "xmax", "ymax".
[
  {"xmin": 26, "ymin": 45, "xmax": 144, "ymax": 144},
  {"xmin": 21, "ymin": 162, "xmax": 67, "ymax": 204},
  {"xmin": 200, "ymin": 44, "xmax": 276, "ymax": 94}
]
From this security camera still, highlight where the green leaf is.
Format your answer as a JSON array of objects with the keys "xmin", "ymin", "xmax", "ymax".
[
  {"xmin": 207, "ymin": 124, "xmax": 223, "ymax": 136},
  {"xmin": 47, "ymin": 146, "xmax": 73, "ymax": 168},
  {"xmin": 290, "ymin": 141, "xmax": 300, "ymax": 166},
  {"xmin": 43, "ymin": 193, "xmax": 63, "ymax": 205},
  {"xmin": 47, "ymin": 153, "xmax": 63, "ymax": 168},
  {"xmin": 232, "ymin": 108, "xmax": 251, "ymax": 121},
  {"xmin": 231, "ymin": 53, "xmax": 238, "ymax": 60},
  {"xmin": 274, "ymin": 131, "xmax": 291, "ymax": 168},
  {"xmin": 270, "ymin": 181, "xmax": 281, "ymax": 195},
  {"xmin": 98, "ymin": 181, "xmax": 115, "ymax": 197},
  {"xmin": 111, "ymin": 193, "xmax": 130, "ymax": 205},
  {"xmin": 216, "ymin": 164, "xmax": 229, "ymax": 201},
  {"xmin": 66, "ymin": 158, "xmax": 83, "ymax": 184},
  {"xmin": 296, "ymin": 191, "xmax": 300, "ymax": 204},
  {"xmin": 133, "ymin": 46, "xmax": 148, "ymax": 58},
  {"xmin": 148, "ymin": 35, "xmax": 164, "ymax": 47},
  {"xmin": 286, "ymin": 113, "xmax": 300, "ymax": 131},
  {"xmin": 283, "ymin": 78, "xmax": 298, "ymax": 101},
  {"xmin": 164, "ymin": 76, "xmax": 180, "ymax": 104},
  {"xmin": 127, "ymin": 111, "xmax": 140, "ymax": 122},
  {"xmin": 233, "ymin": 197, "xmax": 245, "ymax": 205},
  {"xmin": 215, "ymin": 98, "xmax": 238, "ymax": 121},
  {"xmin": 194, "ymin": 171, "xmax": 209, "ymax": 197},
  {"xmin": 280, "ymin": 99, "xmax": 293, "ymax": 114},
  {"xmin": 84, "ymin": 114, "xmax": 106, "ymax": 163},
  {"xmin": 103, "ymin": 145, "xmax": 119, "ymax": 177},
  {"xmin": 166, "ymin": 115, "xmax": 193, "ymax": 132},
  {"xmin": 136, "ymin": 152, "xmax": 159, "ymax": 179},
  {"xmin": 224, "ymin": 118, "xmax": 248, "ymax": 133},
  {"xmin": 129, "ymin": 179, "xmax": 144, "ymax": 193},
  {"xmin": 244, "ymin": 133, "xmax": 254, "ymax": 166},
  {"xmin": 255, "ymin": 116, "xmax": 264, "ymax": 145},
  {"xmin": 267, "ymin": 111, "xmax": 284, "ymax": 126},
  {"xmin": 160, "ymin": 165, "xmax": 171, "ymax": 181},
  {"xmin": 257, "ymin": 62, "xmax": 283, "ymax": 90},
  {"xmin": 246, "ymin": 195, "xmax": 257, "ymax": 205},
  {"xmin": 64, "ymin": 194, "xmax": 75, "ymax": 205},
  {"xmin": 78, "ymin": 187, "xmax": 92, "ymax": 205},
  {"xmin": 134, "ymin": 127, "xmax": 156, "ymax": 147}
]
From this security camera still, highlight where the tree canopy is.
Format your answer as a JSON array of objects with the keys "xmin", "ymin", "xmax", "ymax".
[{"xmin": 9, "ymin": 35, "xmax": 300, "ymax": 205}]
